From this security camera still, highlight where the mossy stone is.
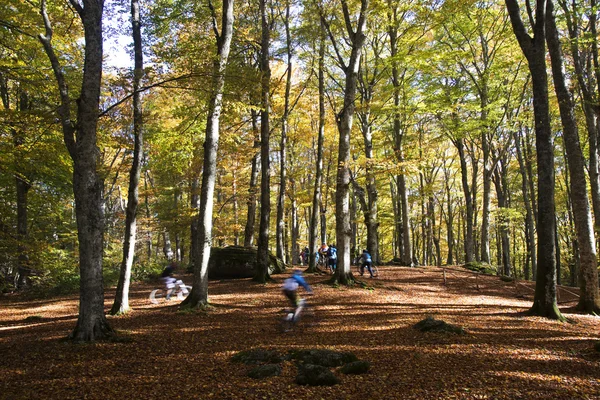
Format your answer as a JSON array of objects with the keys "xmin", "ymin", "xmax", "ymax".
[
  {"xmin": 295, "ymin": 363, "xmax": 339, "ymax": 386},
  {"xmin": 247, "ymin": 364, "xmax": 282, "ymax": 379}
]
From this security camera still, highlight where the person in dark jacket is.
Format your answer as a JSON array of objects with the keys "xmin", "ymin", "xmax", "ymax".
[
  {"xmin": 359, "ymin": 249, "xmax": 374, "ymax": 278},
  {"xmin": 282, "ymin": 269, "xmax": 313, "ymax": 321}
]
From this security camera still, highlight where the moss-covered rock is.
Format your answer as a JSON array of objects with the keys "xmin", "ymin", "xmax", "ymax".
[
  {"xmin": 204, "ymin": 246, "xmax": 286, "ymax": 279},
  {"xmin": 247, "ymin": 364, "xmax": 282, "ymax": 379},
  {"xmin": 230, "ymin": 348, "xmax": 283, "ymax": 365},
  {"xmin": 414, "ymin": 316, "xmax": 465, "ymax": 335},
  {"xmin": 295, "ymin": 363, "xmax": 339, "ymax": 386},
  {"xmin": 340, "ymin": 360, "xmax": 370, "ymax": 374},
  {"xmin": 288, "ymin": 349, "xmax": 358, "ymax": 367},
  {"xmin": 462, "ymin": 261, "xmax": 496, "ymax": 275}
]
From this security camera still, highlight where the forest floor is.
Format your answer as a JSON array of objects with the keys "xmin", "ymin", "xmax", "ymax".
[{"xmin": 1, "ymin": 265, "xmax": 600, "ymax": 400}]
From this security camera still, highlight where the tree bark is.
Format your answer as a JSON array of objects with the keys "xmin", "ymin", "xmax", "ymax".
[
  {"xmin": 505, "ymin": 0, "xmax": 564, "ymax": 320},
  {"xmin": 39, "ymin": 0, "xmax": 115, "ymax": 340},
  {"xmin": 515, "ymin": 129, "xmax": 536, "ymax": 280},
  {"xmin": 388, "ymin": 5, "xmax": 413, "ymax": 266},
  {"xmin": 454, "ymin": 138, "xmax": 475, "ymax": 263},
  {"xmin": 546, "ymin": 0, "xmax": 600, "ymax": 313},
  {"xmin": 322, "ymin": 0, "xmax": 368, "ymax": 284},
  {"xmin": 111, "ymin": 0, "xmax": 144, "ymax": 315},
  {"xmin": 308, "ymin": 28, "xmax": 325, "ymax": 273},
  {"xmin": 254, "ymin": 0, "xmax": 271, "ymax": 283},
  {"xmin": 276, "ymin": 0, "xmax": 293, "ymax": 262},
  {"xmin": 184, "ymin": 0, "xmax": 234, "ymax": 307},
  {"xmin": 243, "ymin": 112, "xmax": 260, "ymax": 247}
]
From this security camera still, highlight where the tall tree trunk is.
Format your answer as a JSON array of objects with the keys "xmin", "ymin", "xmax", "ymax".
[
  {"xmin": 39, "ymin": 0, "xmax": 115, "ymax": 340},
  {"xmin": 255, "ymin": 0, "xmax": 271, "ymax": 283},
  {"xmin": 455, "ymin": 138, "xmax": 475, "ymax": 263},
  {"xmin": 559, "ymin": 0, "xmax": 600, "ymax": 233},
  {"xmin": 546, "ymin": 0, "xmax": 600, "ymax": 313},
  {"xmin": 322, "ymin": 0, "xmax": 368, "ymax": 284},
  {"xmin": 493, "ymin": 160, "xmax": 512, "ymax": 276},
  {"xmin": 290, "ymin": 178, "xmax": 300, "ymax": 264},
  {"xmin": 276, "ymin": 0, "xmax": 293, "ymax": 261},
  {"xmin": 307, "ymin": 28, "xmax": 325, "ymax": 272},
  {"xmin": 515, "ymin": 129, "xmax": 536, "ymax": 281},
  {"xmin": 111, "ymin": 0, "xmax": 144, "ymax": 315},
  {"xmin": 184, "ymin": 0, "xmax": 234, "ymax": 307},
  {"xmin": 505, "ymin": 0, "xmax": 563, "ymax": 320},
  {"xmin": 443, "ymin": 165, "xmax": 455, "ymax": 265},
  {"xmin": 243, "ymin": 112, "xmax": 260, "ymax": 247},
  {"xmin": 388, "ymin": 5, "xmax": 412, "ymax": 266}
]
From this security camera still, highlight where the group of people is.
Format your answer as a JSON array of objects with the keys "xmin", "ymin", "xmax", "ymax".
[
  {"xmin": 299, "ymin": 244, "xmax": 374, "ymax": 277},
  {"xmin": 159, "ymin": 247, "xmax": 374, "ymax": 326},
  {"xmin": 282, "ymin": 247, "xmax": 375, "ymax": 323}
]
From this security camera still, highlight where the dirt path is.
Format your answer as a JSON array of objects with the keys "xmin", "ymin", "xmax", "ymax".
[{"xmin": 1, "ymin": 266, "xmax": 599, "ymax": 399}]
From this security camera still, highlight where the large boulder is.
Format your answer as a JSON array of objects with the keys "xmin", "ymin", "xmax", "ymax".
[{"xmin": 207, "ymin": 246, "xmax": 286, "ymax": 279}]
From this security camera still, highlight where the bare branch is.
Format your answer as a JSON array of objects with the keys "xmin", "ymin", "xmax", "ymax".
[{"xmin": 208, "ymin": 0, "xmax": 221, "ymax": 45}]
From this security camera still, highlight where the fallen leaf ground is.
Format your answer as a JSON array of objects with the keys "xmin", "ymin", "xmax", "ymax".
[{"xmin": 1, "ymin": 266, "xmax": 599, "ymax": 400}]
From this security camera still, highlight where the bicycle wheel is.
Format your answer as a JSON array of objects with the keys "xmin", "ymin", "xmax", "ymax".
[
  {"xmin": 176, "ymin": 285, "xmax": 192, "ymax": 301},
  {"xmin": 149, "ymin": 289, "xmax": 163, "ymax": 304},
  {"xmin": 278, "ymin": 311, "xmax": 295, "ymax": 333},
  {"xmin": 371, "ymin": 265, "xmax": 379, "ymax": 277}
]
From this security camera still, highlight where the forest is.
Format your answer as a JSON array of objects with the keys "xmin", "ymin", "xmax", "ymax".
[{"xmin": 1, "ymin": 0, "xmax": 600, "ymax": 345}]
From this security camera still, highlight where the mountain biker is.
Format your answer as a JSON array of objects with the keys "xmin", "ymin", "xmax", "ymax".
[
  {"xmin": 359, "ymin": 249, "xmax": 374, "ymax": 278},
  {"xmin": 318, "ymin": 243, "xmax": 329, "ymax": 269},
  {"xmin": 327, "ymin": 244, "xmax": 337, "ymax": 272},
  {"xmin": 282, "ymin": 269, "xmax": 313, "ymax": 322},
  {"xmin": 160, "ymin": 261, "xmax": 188, "ymax": 300}
]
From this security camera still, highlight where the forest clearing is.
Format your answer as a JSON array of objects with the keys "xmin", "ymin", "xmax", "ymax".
[{"xmin": 1, "ymin": 266, "xmax": 599, "ymax": 400}]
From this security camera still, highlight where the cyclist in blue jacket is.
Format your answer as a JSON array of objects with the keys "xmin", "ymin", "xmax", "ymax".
[
  {"xmin": 282, "ymin": 269, "xmax": 313, "ymax": 321},
  {"xmin": 359, "ymin": 249, "xmax": 374, "ymax": 278},
  {"xmin": 327, "ymin": 244, "xmax": 337, "ymax": 272}
]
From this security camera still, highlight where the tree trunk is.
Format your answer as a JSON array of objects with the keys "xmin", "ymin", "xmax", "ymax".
[
  {"xmin": 515, "ymin": 129, "xmax": 536, "ymax": 280},
  {"xmin": 276, "ymin": 0, "xmax": 293, "ymax": 261},
  {"xmin": 546, "ymin": 0, "xmax": 600, "ymax": 313},
  {"xmin": 455, "ymin": 138, "xmax": 475, "ymax": 263},
  {"xmin": 323, "ymin": 0, "xmax": 368, "ymax": 284},
  {"xmin": 111, "ymin": 0, "xmax": 144, "ymax": 315},
  {"xmin": 505, "ymin": 0, "xmax": 563, "ymax": 320},
  {"xmin": 308, "ymin": 28, "xmax": 325, "ymax": 273},
  {"xmin": 388, "ymin": 7, "xmax": 413, "ymax": 266},
  {"xmin": 290, "ymin": 178, "xmax": 300, "ymax": 264},
  {"xmin": 39, "ymin": 0, "xmax": 115, "ymax": 340},
  {"xmin": 255, "ymin": 0, "xmax": 271, "ymax": 283},
  {"xmin": 243, "ymin": 112, "xmax": 260, "ymax": 247},
  {"xmin": 183, "ymin": 0, "xmax": 234, "ymax": 307}
]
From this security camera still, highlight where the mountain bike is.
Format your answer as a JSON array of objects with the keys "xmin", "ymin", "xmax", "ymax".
[
  {"xmin": 354, "ymin": 263, "xmax": 379, "ymax": 278},
  {"xmin": 149, "ymin": 280, "xmax": 191, "ymax": 304}
]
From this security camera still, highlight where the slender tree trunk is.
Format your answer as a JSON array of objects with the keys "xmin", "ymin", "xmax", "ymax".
[
  {"xmin": 290, "ymin": 178, "xmax": 300, "ymax": 264},
  {"xmin": 183, "ymin": 0, "xmax": 234, "ymax": 307},
  {"xmin": 560, "ymin": 0, "xmax": 600, "ymax": 233},
  {"xmin": 323, "ymin": 0, "xmax": 368, "ymax": 284},
  {"xmin": 111, "ymin": 0, "xmax": 144, "ymax": 315},
  {"xmin": 255, "ymin": 0, "xmax": 271, "ymax": 283},
  {"xmin": 515, "ymin": 129, "xmax": 536, "ymax": 280},
  {"xmin": 388, "ymin": 8, "xmax": 412, "ymax": 266},
  {"xmin": 455, "ymin": 138, "xmax": 475, "ymax": 263},
  {"xmin": 493, "ymin": 161, "xmax": 512, "ymax": 276},
  {"xmin": 546, "ymin": 0, "xmax": 600, "ymax": 313},
  {"xmin": 244, "ymin": 113, "xmax": 260, "ymax": 247},
  {"xmin": 505, "ymin": 0, "xmax": 563, "ymax": 320},
  {"xmin": 276, "ymin": 0, "xmax": 293, "ymax": 261},
  {"xmin": 307, "ymin": 30, "xmax": 324, "ymax": 272}
]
